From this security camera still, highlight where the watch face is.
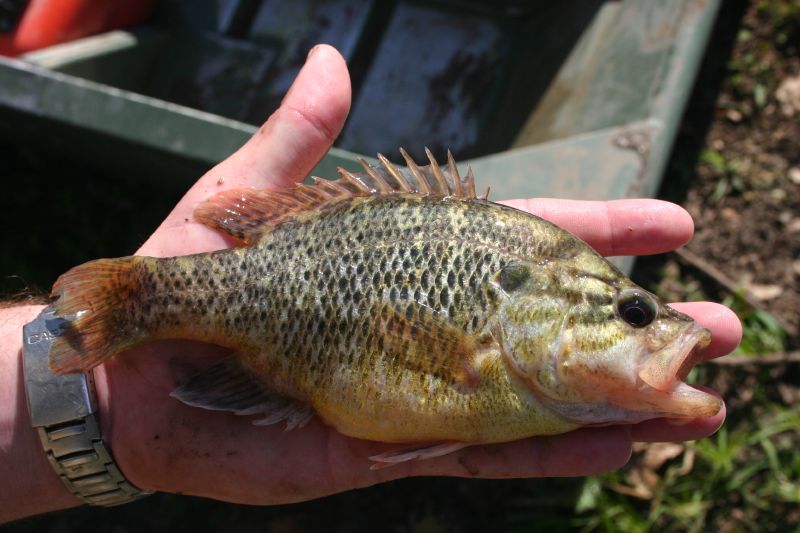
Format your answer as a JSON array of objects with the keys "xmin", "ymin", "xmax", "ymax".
[{"xmin": 23, "ymin": 307, "xmax": 95, "ymax": 427}]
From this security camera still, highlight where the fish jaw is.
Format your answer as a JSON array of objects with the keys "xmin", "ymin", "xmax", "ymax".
[
  {"xmin": 639, "ymin": 381, "xmax": 723, "ymax": 420},
  {"xmin": 524, "ymin": 322, "xmax": 722, "ymax": 425},
  {"xmin": 638, "ymin": 324, "xmax": 710, "ymax": 392},
  {"xmin": 631, "ymin": 324, "xmax": 722, "ymax": 419}
]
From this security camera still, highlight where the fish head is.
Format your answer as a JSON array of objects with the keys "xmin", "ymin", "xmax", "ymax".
[{"xmin": 491, "ymin": 261, "xmax": 722, "ymax": 425}]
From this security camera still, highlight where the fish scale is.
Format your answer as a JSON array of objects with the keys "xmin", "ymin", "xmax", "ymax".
[{"xmin": 47, "ymin": 150, "xmax": 721, "ymax": 465}]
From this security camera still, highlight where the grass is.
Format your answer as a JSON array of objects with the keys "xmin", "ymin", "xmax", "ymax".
[
  {"xmin": 699, "ymin": 149, "xmax": 749, "ymax": 201},
  {"xmin": 725, "ymin": 0, "xmax": 799, "ymax": 117},
  {"xmin": 575, "ymin": 401, "xmax": 800, "ymax": 532},
  {"xmin": 724, "ymin": 294, "xmax": 789, "ymax": 355}
]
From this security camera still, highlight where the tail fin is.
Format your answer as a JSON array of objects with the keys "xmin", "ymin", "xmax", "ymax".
[{"xmin": 49, "ymin": 257, "xmax": 143, "ymax": 374}]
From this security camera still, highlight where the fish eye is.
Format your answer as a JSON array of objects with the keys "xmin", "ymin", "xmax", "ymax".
[{"xmin": 617, "ymin": 289, "xmax": 657, "ymax": 328}]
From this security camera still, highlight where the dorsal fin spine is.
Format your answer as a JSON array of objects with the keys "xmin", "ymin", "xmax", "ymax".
[
  {"xmin": 399, "ymin": 148, "xmax": 431, "ymax": 194},
  {"xmin": 465, "ymin": 164, "xmax": 477, "ymax": 198},
  {"xmin": 195, "ymin": 150, "xmax": 480, "ymax": 244},
  {"xmin": 375, "ymin": 154, "xmax": 412, "ymax": 192},
  {"xmin": 293, "ymin": 186, "xmax": 323, "ymax": 203},
  {"xmin": 337, "ymin": 167, "xmax": 374, "ymax": 193},
  {"xmin": 425, "ymin": 147, "xmax": 451, "ymax": 194},
  {"xmin": 447, "ymin": 151, "xmax": 464, "ymax": 197},
  {"xmin": 312, "ymin": 176, "xmax": 349, "ymax": 197},
  {"xmin": 357, "ymin": 158, "xmax": 388, "ymax": 192}
]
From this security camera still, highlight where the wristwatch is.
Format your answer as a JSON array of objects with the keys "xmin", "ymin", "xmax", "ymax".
[{"xmin": 22, "ymin": 306, "xmax": 153, "ymax": 506}]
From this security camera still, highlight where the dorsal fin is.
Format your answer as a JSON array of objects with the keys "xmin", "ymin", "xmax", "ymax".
[{"xmin": 195, "ymin": 148, "xmax": 479, "ymax": 244}]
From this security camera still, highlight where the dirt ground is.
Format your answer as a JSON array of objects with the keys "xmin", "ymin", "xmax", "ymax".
[
  {"xmin": 652, "ymin": 1, "xmax": 800, "ymax": 348},
  {"xmin": 609, "ymin": 3, "xmax": 800, "ymax": 530}
]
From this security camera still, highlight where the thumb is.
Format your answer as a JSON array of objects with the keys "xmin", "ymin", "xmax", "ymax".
[{"xmin": 139, "ymin": 44, "xmax": 352, "ymax": 257}]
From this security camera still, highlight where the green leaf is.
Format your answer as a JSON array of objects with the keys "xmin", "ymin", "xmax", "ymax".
[
  {"xmin": 754, "ymin": 83, "xmax": 767, "ymax": 108},
  {"xmin": 576, "ymin": 477, "xmax": 602, "ymax": 513},
  {"xmin": 700, "ymin": 149, "xmax": 727, "ymax": 173}
]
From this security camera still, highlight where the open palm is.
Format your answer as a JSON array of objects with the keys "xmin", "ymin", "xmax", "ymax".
[{"xmin": 91, "ymin": 45, "xmax": 741, "ymax": 505}]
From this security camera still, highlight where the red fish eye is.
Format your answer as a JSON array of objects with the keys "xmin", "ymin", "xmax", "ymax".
[{"xmin": 617, "ymin": 290, "xmax": 657, "ymax": 328}]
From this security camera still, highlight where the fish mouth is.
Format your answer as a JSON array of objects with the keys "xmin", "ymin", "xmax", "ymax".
[
  {"xmin": 636, "ymin": 324, "xmax": 722, "ymax": 418},
  {"xmin": 639, "ymin": 324, "xmax": 711, "ymax": 392}
]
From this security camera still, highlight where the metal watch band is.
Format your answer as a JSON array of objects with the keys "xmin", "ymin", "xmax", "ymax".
[{"xmin": 22, "ymin": 306, "xmax": 153, "ymax": 506}]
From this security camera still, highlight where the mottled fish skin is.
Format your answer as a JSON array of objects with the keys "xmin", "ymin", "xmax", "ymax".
[
  {"xmin": 48, "ymin": 151, "xmax": 720, "ymax": 448},
  {"xmin": 103, "ymin": 195, "xmax": 604, "ymax": 442}
]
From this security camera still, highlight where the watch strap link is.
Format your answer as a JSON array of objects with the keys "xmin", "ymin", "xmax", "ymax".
[{"xmin": 37, "ymin": 414, "xmax": 151, "ymax": 506}]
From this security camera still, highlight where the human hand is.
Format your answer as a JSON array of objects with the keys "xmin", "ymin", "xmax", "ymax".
[{"xmin": 92, "ymin": 45, "xmax": 742, "ymax": 505}]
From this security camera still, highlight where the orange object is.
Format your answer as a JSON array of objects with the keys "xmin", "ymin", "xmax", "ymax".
[{"xmin": 0, "ymin": 0, "xmax": 155, "ymax": 57}]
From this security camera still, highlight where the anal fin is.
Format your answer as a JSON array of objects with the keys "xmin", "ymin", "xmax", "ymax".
[
  {"xmin": 170, "ymin": 358, "xmax": 313, "ymax": 431},
  {"xmin": 368, "ymin": 442, "xmax": 470, "ymax": 470}
]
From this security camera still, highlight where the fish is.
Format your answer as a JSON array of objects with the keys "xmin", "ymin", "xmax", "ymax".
[{"xmin": 47, "ymin": 148, "xmax": 722, "ymax": 468}]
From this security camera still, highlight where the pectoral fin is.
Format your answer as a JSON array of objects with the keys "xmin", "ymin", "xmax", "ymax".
[
  {"xmin": 378, "ymin": 305, "xmax": 495, "ymax": 392},
  {"xmin": 170, "ymin": 358, "xmax": 313, "ymax": 431}
]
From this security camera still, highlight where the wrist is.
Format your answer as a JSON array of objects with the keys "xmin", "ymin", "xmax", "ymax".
[
  {"xmin": 92, "ymin": 341, "xmax": 236, "ymax": 497},
  {"xmin": 91, "ymin": 342, "xmax": 177, "ymax": 495},
  {"xmin": 91, "ymin": 361, "xmax": 157, "ymax": 492},
  {"xmin": 0, "ymin": 304, "xmax": 81, "ymax": 523}
]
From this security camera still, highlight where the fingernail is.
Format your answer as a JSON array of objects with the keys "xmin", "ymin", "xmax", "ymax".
[{"xmin": 307, "ymin": 45, "xmax": 322, "ymax": 59}]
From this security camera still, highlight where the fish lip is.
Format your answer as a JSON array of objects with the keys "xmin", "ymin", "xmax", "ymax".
[
  {"xmin": 638, "ymin": 324, "xmax": 711, "ymax": 392},
  {"xmin": 677, "ymin": 325, "xmax": 712, "ymax": 380},
  {"xmin": 632, "ymin": 324, "xmax": 721, "ymax": 420}
]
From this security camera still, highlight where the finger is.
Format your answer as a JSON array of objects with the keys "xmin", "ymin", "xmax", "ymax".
[
  {"xmin": 499, "ymin": 198, "xmax": 694, "ymax": 257},
  {"xmin": 630, "ymin": 387, "xmax": 726, "ymax": 442},
  {"xmin": 362, "ymin": 427, "xmax": 632, "ymax": 482},
  {"xmin": 668, "ymin": 302, "xmax": 742, "ymax": 360},
  {"xmin": 138, "ymin": 44, "xmax": 351, "ymax": 257}
]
